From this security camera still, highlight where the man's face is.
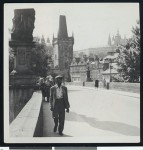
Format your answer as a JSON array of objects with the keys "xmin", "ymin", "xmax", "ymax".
[{"xmin": 57, "ymin": 78, "xmax": 62, "ymax": 84}]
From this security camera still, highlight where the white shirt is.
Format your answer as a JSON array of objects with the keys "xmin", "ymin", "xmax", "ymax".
[{"xmin": 55, "ymin": 85, "xmax": 63, "ymax": 99}]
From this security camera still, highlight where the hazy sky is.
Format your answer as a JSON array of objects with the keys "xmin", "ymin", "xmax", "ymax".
[{"xmin": 4, "ymin": 3, "xmax": 139, "ymax": 50}]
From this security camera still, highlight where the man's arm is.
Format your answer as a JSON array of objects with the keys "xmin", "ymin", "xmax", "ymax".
[
  {"xmin": 49, "ymin": 87, "xmax": 54, "ymax": 111},
  {"xmin": 65, "ymin": 87, "xmax": 70, "ymax": 109}
]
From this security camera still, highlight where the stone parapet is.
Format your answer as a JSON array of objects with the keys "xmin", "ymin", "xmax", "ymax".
[
  {"xmin": 10, "ymin": 91, "xmax": 42, "ymax": 137},
  {"xmin": 66, "ymin": 82, "xmax": 140, "ymax": 93},
  {"xmin": 10, "ymin": 74, "xmax": 37, "ymax": 86}
]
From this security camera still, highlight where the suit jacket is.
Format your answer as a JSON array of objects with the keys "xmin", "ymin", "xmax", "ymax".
[{"xmin": 50, "ymin": 84, "xmax": 70, "ymax": 109}]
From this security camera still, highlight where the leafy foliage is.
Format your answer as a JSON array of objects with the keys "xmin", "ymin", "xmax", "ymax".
[
  {"xmin": 117, "ymin": 21, "xmax": 140, "ymax": 82},
  {"xmin": 31, "ymin": 42, "xmax": 53, "ymax": 77},
  {"xmin": 9, "ymin": 36, "xmax": 53, "ymax": 77}
]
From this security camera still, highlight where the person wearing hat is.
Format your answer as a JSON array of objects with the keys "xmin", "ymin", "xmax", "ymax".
[
  {"xmin": 45, "ymin": 76, "xmax": 52, "ymax": 102},
  {"xmin": 40, "ymin": 78, "xmax": 47, "ymax": 101},
  {"xmin": 49, "ymin": 75, "xmax": 70, "ymax": 136}
]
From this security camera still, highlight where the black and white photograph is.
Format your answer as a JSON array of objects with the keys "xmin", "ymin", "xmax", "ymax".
[{"xmin": 4, "ymin": 3, "xmax": 140, "ymax": 143}]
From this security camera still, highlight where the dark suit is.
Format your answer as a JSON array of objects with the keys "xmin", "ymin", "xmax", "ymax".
[{"xmin": 50, "ymin": 85, "xmax": 70, "ymax": 133}]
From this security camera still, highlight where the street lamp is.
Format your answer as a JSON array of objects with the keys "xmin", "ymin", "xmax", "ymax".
[
  {"xmin": 86, "ymin": 62, "xmax": 91, "ymax": 82},
  {"xmin": 110, "ymin": 64, "xmax": 112, "ymax": 82},
  {"xmin": 109, "ymin": 59, "xmax": 113, "ymax": 82}
]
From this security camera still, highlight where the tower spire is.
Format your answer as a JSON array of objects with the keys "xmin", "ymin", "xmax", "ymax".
[
  {"xmin": 41, "ymin": 35, "xmax": 45, "ymax": 44},
  {"xmin": 117, "ymin": 29, "xmax": 119, "ymax": 35},
  {"xmin": 72, "ymin": 31, "xmax": 74, "ymax": 37},
  {"xmin": 58, "ymin": 15, "xmax": 68, "ymax": 39},
  {"xmin": 108, "ymin": 34, "xmax": 112, "ymax": 46}
]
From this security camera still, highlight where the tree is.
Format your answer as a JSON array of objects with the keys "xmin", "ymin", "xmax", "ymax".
[
  {"xmin": 31, "ymin": 41, "xmax": 53, "ymax": 77},
  {"xmin": 9, "ymin": 34, "xmax": 53, "ymax": 76},
  {"xmin": 117, "ymin": 21, "xmax": 140, "ymax": 82}
]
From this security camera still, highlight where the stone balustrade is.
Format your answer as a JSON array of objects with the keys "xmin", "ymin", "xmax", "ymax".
[
  {"xmin": 66, "ymin": 82, "xmax": 140, "ymax": 93},
  {"xmin": 10, "ymin": 91, "xmax": 43, "ymax": 137}
]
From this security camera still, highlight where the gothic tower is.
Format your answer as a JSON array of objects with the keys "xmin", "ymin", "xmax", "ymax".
[
  {"xmin": 108, "ymin": 34, "xmax": 112, "ymax": 46},
  {"xmin": 52, "ymin": 15, "xmax": 74, "ymax": 71}
]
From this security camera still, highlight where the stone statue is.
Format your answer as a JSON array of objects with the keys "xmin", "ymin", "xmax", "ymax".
[{"xmin": 11, "ymin": 9, "xmax": 35, "ymax": 42}]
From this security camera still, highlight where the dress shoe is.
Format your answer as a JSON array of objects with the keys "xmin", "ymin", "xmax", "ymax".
[
  {"xmin": 53, "ymin": 126, "xmax": 57, "ymax": 132},
  {"xmin": 59, "ymin": 132, "xmax": 63, "ymax": 136}
]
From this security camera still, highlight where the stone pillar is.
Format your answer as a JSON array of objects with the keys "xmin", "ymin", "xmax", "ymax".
[{"xmin": 9, "ymin": 9, "xmax": 37, "ymax": 123}]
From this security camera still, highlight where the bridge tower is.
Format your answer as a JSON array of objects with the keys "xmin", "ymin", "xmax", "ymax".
[{"xmin": 52, "ymin": 15, "xmax": 74, "ymax": 81}]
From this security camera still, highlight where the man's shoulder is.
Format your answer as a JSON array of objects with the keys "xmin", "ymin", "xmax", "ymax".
[
  {"xmin": 62, "ymin": 85, "xmax": 67, "ymax": 90},
  {"xmin": 50, "ymin": 85, "xmax": 56, "ymax": 90}
]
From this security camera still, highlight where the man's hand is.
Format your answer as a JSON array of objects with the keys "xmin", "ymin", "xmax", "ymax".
[
  {"xmin": 66, "ymin": 108, "xmax": 69, "ymax": 113},
  {"xmin": 50, "ymin": 107, "xmax": 53, "ymax": 111}
]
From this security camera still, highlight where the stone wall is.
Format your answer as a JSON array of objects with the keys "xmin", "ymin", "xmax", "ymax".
[
  {"xmin": 9, "ymin": 86, "xmax": 34, "ymax": 123},
  {"xmin": 66, "ymin": 82, "xmax": 140, "ymax": 93},
  {"xmin": 10, "ymin": 91, "xmax": 42, "ymax": 137},
  {"xmin": 109, "ymin": 82, "xmax": 140, "ymax": 93}
]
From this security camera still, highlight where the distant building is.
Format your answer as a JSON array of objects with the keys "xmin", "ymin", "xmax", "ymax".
[
  {"xmin": 41, "ymin": 35, "xmax": 46, "ymax": 44},
  {"xmin": 102, "ymin": 68, "xmax": 118, "ymax": 82},
  {"xmin": 70, "ymin": 58, "xmax": 87, "ymax": 82},
  {"xmin": 90, "ymin": 59, "xmax": 103, "ymax": 81},
  {"xmin": 74, "ymin": 30, "xmax": 127, "ymax": 59},
  {"xmin": 108, "ymin": 34, "xmax": 112, "ymax": 46},
  {"xmin": 102, "ymin": 52, "xmax": 119, "ymax": 82},
  {"xmin": 108, "ymin": 30, "xmax": 127, "ymax": 47},
  {"xmin": 73, "ymin": 46, "xmax": 114, "ymax": 59},
  {"xmin": 52, "ymin": 15, "xmax": 74, "ymax": 80},
  {"xmin": 70, "ymin": 56, "xmax": 104, "ymax": 82},
  {"xmin": 52, "ymin": 15, "xmax": 74, "ymax": 70}
]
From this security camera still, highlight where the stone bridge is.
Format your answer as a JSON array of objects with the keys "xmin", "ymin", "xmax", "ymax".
[{"xmin": 9, "ymin": 8, "xmax": 41, "ymax": 134}]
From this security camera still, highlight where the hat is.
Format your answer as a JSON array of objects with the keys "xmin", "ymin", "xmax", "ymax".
[
  {"xmin": 55, "ymin": 75, "xmax": 63, "ymax": 79},
  {"xmin": 46, "ymin": 75, "xmax": 51, "ymax": 79}
]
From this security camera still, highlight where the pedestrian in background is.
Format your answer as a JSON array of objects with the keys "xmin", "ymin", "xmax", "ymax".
[
  {"xmin": 103, "ymin": 78, "xmax": 106, "ymax": 88},
  {"xmin": 50, "ymin": 75, "xmax": 70, "ymax": 136},
  {"xmin": 95, "ymin": 79, "xmax": 99, "ymax": 89},
  {"xmin": 45, "ymin": 76, "xmax": 52, "ymax": 102},
  {"xmin": 40, "ymin": 78, "xmax": 47, "ymax": 101}
]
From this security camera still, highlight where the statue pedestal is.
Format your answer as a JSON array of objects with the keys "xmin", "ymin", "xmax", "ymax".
[
  {"xmin": 9, "ymin": 63, "xmax": 38, "ymax": 123},
  {"xmin": 9, "ymin": 41, "xmax": 35, "ymax": 74},
  {"xmin": 9, "ymin": 39, "xmax": 37, "ymax": 123},
  {"xmin": 9, "ymin": 8, "xmax": 37, "ymax": 123},
  {"xmin": 10, "ymin": 73, "xmax": 37, "ymax": 86},
  {"xmin": 86, "ymin": 77, "xmax": 92, "ymax": 82},
  {"xmin": 9, "ymin": 71, "xmax": 37, "ymax": 123}
]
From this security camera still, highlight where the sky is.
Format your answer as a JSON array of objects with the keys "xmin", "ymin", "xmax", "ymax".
[{"xmin": 4, "ymin": 3, "xmax": 139, "ymax": 51}]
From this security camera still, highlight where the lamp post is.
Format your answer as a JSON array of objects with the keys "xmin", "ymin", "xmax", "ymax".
[
  {"xmin": 86, "ymin": 62, "xmax": 91, "ymax": 82},
  {"xmin": 110, "ymin": 64, "xmax": 112, "ymax": 82},
  {"xmin": 109, "ymin": 59, "xmax": 112, "ymax": 82}
]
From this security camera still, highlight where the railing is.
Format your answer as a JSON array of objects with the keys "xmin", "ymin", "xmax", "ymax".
[
  {"xmin": 66, "ymin": 82, "xmax": 140, "ymax": 93},
  {"xmin": 10, "ymin": 91, "xmax": 43, "ymax": 137}
]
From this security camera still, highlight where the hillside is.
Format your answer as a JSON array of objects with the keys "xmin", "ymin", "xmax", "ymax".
[{"xmin": 74, "ymin": 46, "xmax": 115, "ymax": 58}]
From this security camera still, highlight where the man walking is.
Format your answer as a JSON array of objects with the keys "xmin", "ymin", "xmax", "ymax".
[{"xmin": 50, "ymin": 75, "xmax": 70, "ymax": 136}]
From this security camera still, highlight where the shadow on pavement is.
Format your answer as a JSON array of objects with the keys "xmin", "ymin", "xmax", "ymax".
[
  {"xmin": 43, "ymin": 101, "xmax": 72, "ymax": 137},
  {"xmin": 68, "ymin": 89, "xmax": 82, "ymax": 93},
  {"xmin": 66, "ymin": 111, "xmax": 140, "ymax": 136}
]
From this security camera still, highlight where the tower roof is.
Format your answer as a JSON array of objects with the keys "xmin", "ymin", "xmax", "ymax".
[
  {"xmin": 108, "ymin": 34, "xmax": 112, "ymax": 46},
  {"xmin": 58, "ymin": 15, "xmax": 68, "ymax": 39}
]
